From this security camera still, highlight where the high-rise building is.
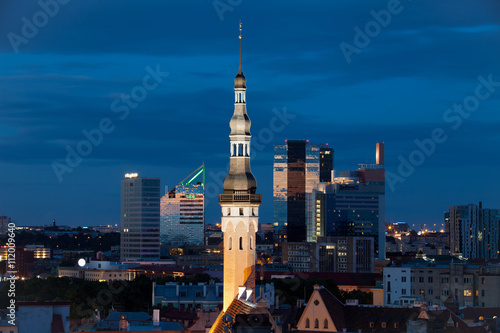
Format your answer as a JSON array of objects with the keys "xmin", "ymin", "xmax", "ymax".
[
  {"xmin": 281, "ymin": 236, "xmax": 374, "ymax": 273},
  {"xmin": 273, "ymin": 140, "xmax": 333, "ymax": 242},
  {"xmin": 218, "ymin": 28, "xmax": 261, "ymax": 312},
  {"xmin": 120, "ymin": 173, "xmax": 161, "ymax": 261},
  {"xmin": 160, "ymin": 165, "xmax": 205, "ymax": 246},
  {"xmin": 447, "ymin": 202, "xmax": 500, "ymax": 259},
  {"xmin": 307, "ymin": 143, "xmax": 386, "ymax": 259}
]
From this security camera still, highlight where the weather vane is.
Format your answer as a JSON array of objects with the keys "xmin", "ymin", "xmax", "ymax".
[{"xmin": 239, "ymin": 20, "xmax": 242, "ymax": 40}]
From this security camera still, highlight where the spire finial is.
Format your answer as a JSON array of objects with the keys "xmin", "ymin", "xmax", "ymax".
[{"xmin": 238, "ymin": 20, "xmax": 243, "ymax": 74}]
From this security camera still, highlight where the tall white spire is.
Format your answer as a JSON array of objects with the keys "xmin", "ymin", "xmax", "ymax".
[{"xmin": 219, "ymin": 21, "xmax": 261, "ymax": 312}]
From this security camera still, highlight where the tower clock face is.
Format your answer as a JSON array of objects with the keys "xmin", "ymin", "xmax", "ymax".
[{"xmin": 78, "ymin": 258, "xmax": 86, "ymax": 267}]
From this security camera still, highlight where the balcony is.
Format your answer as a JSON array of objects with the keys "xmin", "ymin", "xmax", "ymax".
[{"xmin": 219, "ymin": 193, "xmax": 261, "ymax": 203}]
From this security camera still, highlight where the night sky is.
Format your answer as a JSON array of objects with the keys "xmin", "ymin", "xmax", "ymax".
[{"xmin": 1, "ymin": 0, "xmax": 499, "ymax": 230}]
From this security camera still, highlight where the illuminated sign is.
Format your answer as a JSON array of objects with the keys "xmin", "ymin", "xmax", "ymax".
[{"xmin": 125, "ymin": 173, "xmax": 138, "ymax": 178}]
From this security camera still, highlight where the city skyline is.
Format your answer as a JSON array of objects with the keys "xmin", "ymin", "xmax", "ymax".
[{"xmin": 1, "ymin": 1, "xmax": 500, "ymax": 229}]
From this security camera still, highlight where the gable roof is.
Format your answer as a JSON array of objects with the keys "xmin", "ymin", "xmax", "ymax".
[
  {"xmin": 295, "ymin": 285, "xmax": 346, "ymax": 331},
  {"xmin": 318, "ymin": 287, "xmax": 346, "ymax": 330}
]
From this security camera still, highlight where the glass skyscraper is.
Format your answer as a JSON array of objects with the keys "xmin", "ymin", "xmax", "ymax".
[
  {"xmin": 120, "ymin": 174, "xmax": 161, "ymax": 261},
  {"xmin": 448, "ymin": 203, "xmax": 500, "ymax": 259},
  {"xmin": 273, "ymin": 140, "xmax": 333, "ymax": 242},
  {"xmin": 306, "ymin": 143, "xmax": 386, "ymax": 259},
  {"xmin": 160, "ymin": 165, "xmax": 205, "ymax": 246}
]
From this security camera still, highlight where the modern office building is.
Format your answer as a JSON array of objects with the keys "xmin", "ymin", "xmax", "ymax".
[
  {"xmin": 273, "ymin": 140, "xmax": 333, "ymax": 242},
  {"xmin": 120, "ymin": 173, "xmax": 161, "ymax": 261},
  {"xmin": 307, "ymin": 143, "xmax": 386, "ymax": 259},
  {"xmin": 447, "ymin": 202, "xmax": 500, "ymax": 259},
  {"xmin": 281, "ymin": 236, "xmax": 374, "ymax": 273},
  {"xmin": 160, "ymin": 165, "xmax": 205, "ymax": 246}
]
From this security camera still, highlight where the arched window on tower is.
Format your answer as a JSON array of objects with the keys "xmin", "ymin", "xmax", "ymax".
[
  {"xmin": 228, "ymin": 237, "xmax": 232, "ymax": 250},
  {"xmin": 305, "ymin": 319, "xmax": 310, "ymax": 328},
  {"xmin": 314, "ymin": 319, "xmax": 319, "ymax": 329},
  {"xmin": 250, "ymin": 236, "xmax": 253, "ymax": 250},
  {"xmin": 232, "ymin": 144, "xmax": 236, "ymax": 156},
  {"xmin": 238, "ymin": 144, "xmax": 244, "ymax": 156},
  {"xmin": 324, "ymin": 319, "xmax": 328, "ymax": 329},
  {"xmin": 239, "ymin": 237, "xmax": 243, "ymax": 250}
]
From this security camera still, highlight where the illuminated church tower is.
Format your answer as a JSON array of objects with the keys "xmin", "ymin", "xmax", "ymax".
[{"xmin": 219, "ymin": 22, "xmax": 261, "ymax": 312}]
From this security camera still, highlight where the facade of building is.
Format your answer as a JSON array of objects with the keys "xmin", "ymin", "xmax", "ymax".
[
  {"xmin": 447, "ymin": 203, "xmax": 500, "ymax": 259},
  {"xmin": 477, "ymin": 265, "xmax": 500, "ymax": 307},
  {"xmin": 120, "ymin": 174, "xmax": 161, "ymax": 261},
  {"xmin": 273, "ymin": 141, "xmax": 333, "ymax": 242},
  {"xmin": 24, "ymin": 244, "xmax": 51, "ymax": 259},
  {"xmin": 17, "ymin": 301, "xmax": 71, "ymax": 333},
  {"xmin": 281, "ymin": 236, "xmax": 374, "ymax": 273},
  {"xmin": 161, "ymin": 165, "xmax": 205, "ymax": 246},
  {"xmin": 383, "ymin": 253, "xmax": 500, "ymax": 308},
  {"xmin": 153, "ymin": 281, "xmax": 275, "ymax": 311},
  {"xmin": 294, "ymin": 284, "xmax": 484, "ymax": 333},
  {"xmin": 307, "ymin": 144, "xmax": 386, "ymax": 259},
  {"xmin": 57, "ymin": 260, "xmax": 133, "ymax": 281}
]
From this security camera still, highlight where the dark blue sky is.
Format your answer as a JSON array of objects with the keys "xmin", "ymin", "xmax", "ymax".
[{"xmin": 0, "ymin": 0, "xmax": 499, "ymax": 230}]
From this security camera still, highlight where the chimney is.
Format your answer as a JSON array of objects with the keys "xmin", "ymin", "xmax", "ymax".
[
  {"xmin": 376, "ymin": 142, "xmax": 384, "ymax": 165},
  {"xmin": 153, "ymin": 309, "xmax": 160, "ymax": 326}
]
